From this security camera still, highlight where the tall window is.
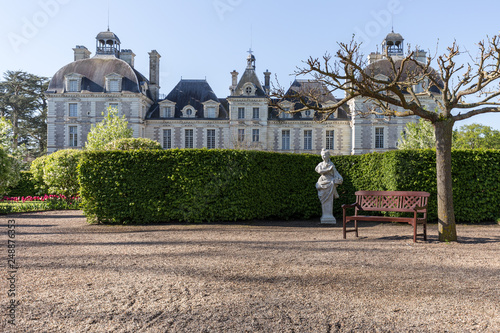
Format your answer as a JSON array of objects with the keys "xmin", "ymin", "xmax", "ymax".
[
  {"xmin": 238, "ymin": 129, "xmax": 245, "ymax": 142},
  {"xmin": 163, "ymin": 129, "xmax": 172, "ymax": 149},
  {"xmin": 185, "ymin": 129, "xmax": 194, "ymax": 148},
  {"xmin": 207, "ymin": 129, "xmax": 216, "ymax": 149},
  {"xmin": 238, "ymin": 107, "xmax": 245, "ymax": 119},
  {"xmin": 375, "ymin": 127, "xmax": 384, "ymax": 149},
  {"xmin": 69, "ymin": 80, "xmax": 78, "ymax": 92},
  {"xmin": 69, "ymin": 126, "xmax": 78, "ymax": 147},
  {"xmin": 252, "ymin": 129, "xmax": 259, "ymax": 142},
  {"xmin": 69, "ymin": 103, "xmax": 78, "ymax": 117},
  {"xmin": 326, "ymin": 130, "xmax": 334, "ymax": 150},
  {"xmin": 252, "ymin": 107, "xmax": 260, "ymax": 119},
  {"xmin": 206, "ymin": 107, "xmax": 216, "ymax": 119},
  {"xmin": 161, "ymin": 106, "xmax": 172, "ymax": 118},
  {"xmin": 304, "ymin": 130, "xmax": 312, "ymax": 150},
  {"xmin": 282, "ymin": 130, "xmax": 290, "ymax": 150}
]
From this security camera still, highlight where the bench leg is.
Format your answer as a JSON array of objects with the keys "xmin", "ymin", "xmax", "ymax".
[
  {"xmin": 413, "ymin": 222, "xmax": 417, "ymax": 243},
  {"xmin": 423, "ymin": 222, "xmax": 427, "ymax": 241},
  {"xmin": 354, "ymin": 221, "xmax": 358, "ymax": 237},
  {"xmin": 343, "ymin": 218, "xmax": 346, "ymax": 239}
]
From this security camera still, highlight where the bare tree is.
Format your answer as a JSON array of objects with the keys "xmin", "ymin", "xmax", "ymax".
[{"xmin": 275, "ymin": 35, "xmax": 500, "ymax": 241}]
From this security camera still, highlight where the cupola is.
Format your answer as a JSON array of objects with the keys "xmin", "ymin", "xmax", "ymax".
[
  {"xmin": 383, "ymin": 30, "xmax": 404, "ymax": 57},
  {"xmin": 96, "ymin": 29, "xmax": 121, "ymax": 56}
]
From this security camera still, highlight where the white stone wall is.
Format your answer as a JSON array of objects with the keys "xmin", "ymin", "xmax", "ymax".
[{"xmin": 46, "ymin": 93, "xmax": 152, "ymax": 152}]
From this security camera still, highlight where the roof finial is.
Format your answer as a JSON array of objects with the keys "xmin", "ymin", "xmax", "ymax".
[{"xmin": 107, "ymin": 0, "xmax": 110, "ymax": 31}]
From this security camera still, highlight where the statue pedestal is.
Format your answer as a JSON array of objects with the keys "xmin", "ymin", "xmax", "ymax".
[{"xmin": 320, "ymin": 216, "xmax": 337, "ymax": 224}]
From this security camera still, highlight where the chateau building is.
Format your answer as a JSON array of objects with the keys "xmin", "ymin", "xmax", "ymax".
[{"xmin": 46, "ymin": 30, "xmax": 434, "ymax": 155}]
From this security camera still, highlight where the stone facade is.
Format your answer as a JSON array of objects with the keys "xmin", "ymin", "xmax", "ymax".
[{"xmin": 46, "ymin": 30, "xmax": 435, "ymax": 155}]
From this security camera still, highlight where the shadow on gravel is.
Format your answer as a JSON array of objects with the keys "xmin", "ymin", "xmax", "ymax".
[{"xmin": 457, "ymin": 236, "xmax": 500, "ymax": 244}]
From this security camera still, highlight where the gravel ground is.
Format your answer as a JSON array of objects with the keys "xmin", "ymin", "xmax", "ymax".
[{"xmin": 1, "ymin": 210, "xmax": 499, "ymax": 332}]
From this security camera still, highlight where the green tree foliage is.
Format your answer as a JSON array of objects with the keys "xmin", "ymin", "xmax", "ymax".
[
  {"xmin": 398, "ymin": 118, "xmax": 436, "ymax": 149},
  {"xmin": 85, "ymin": 106, "xmax": 134, "ymax": 151},
  {"xmin": 0, "ymin": 71, "xmax": 48, "ymax": 158},
  {"xmin": 103, "ymin": 137, "xmax": 162, "ymax": 151},
  {"xmin": 0, "ymin": 147, "xmax": 19, "ymax": 196},
  {"xmin": 452, "ymin": 123, "xmax": 500, "ymax": 149},
  {"xmin": 30, "ymin": 150, "xmax": 82, "ymax": 197}
]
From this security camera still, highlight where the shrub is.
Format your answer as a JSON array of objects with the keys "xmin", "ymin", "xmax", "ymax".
[
  {"xmin": 30, "ymin": 154, "xmax": 51, "ymax": 194},
  {"xmin": 103, "ymin": 138, "xmax": 162, "ymax": 151},
  {"xmin": 5, "ymin": 171, "xmax": 40, "ymax": 197},
  {"xmin": 32, "ymin": 149, "xmax": 83, "ymax": 198},
  {"xmin": 0, "ymin": 147, "xmax": 19, "ymax": 196}
]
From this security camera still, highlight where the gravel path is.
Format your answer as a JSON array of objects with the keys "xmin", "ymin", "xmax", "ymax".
[{"xmin": 1, "ymin": 210, "xmax": 499, "ymax": 332}]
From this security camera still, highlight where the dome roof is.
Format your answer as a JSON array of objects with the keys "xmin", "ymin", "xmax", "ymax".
[
  {"xmin": 385, "ymin": 32, "xmax": 403, "ymax": 42},
  {"xmin": 364, "ymin": 59, "xmax": 442, "ymax": 92},
  {"xmin": 47, "ymin": 56, "xmax": 148, "ymax": 94},
  {"xmin": 96, "ymin": 30, "xmax": 121, "ymax": 43}
]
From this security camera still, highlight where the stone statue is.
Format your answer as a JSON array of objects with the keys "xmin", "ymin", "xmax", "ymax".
[{"xmin": 315, "ymin": 149, "xmax": 343, "ymax": 224}]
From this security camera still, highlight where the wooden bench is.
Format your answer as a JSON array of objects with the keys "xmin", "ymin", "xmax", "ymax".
[{"xmin": 342, "ymin": 191, "xmax": 430, "ymax": 242}]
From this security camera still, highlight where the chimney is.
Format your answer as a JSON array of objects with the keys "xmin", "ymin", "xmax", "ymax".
[
  {"xmin": 120, "ymin": 49, "xmax": 136, "ymax": 67},
  {"xmin": 263, "ymin": 69, "xmax": 271, "ymax": 94},
  {"xmin": 73, "ymin": 45, "xmax": 91, "ymax": 61},
  {"xmin": 229, "ymin": 70, "xmax": 239, "ymax": 95},
  {"xmin": 149, "ymin": 50, "xmax": 161, "ymax": 102},
  {"xmin": 414, "ymin": 50, "xmax": 427, "ymax": 64},
  {"xmin": 367, "ymin": 52, "xmax": 384, "ymax": 65}
]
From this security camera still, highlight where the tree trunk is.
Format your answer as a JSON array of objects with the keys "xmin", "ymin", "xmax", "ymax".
[{"xmin": 434, "ymin": 119, "xmax": 457, "ymax": 241}]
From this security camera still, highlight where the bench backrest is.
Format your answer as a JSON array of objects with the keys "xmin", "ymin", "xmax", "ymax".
[{"xmin": 355, "ymin": 191, "xmax": 430, "ymax": 213}]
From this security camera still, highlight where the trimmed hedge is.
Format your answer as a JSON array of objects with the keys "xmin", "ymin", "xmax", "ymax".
[
  {"xmin": 79, "ymin": 149, "xmax": 323, "ymax": 224},
  {"xmin": 78, "ymin": 149, "xmax": 500, "ymax": 224}
]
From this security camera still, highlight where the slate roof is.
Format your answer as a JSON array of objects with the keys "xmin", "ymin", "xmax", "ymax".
[
  {"xmin": 47, "ymin": 55, "xmax": 150, "ymax": 97},
  {"xmin": 96, "ymin": 30, "xmax": 121, "ymax": 43},
  {"xmin": 364, "ymin": 59, "xmax": 442, "ymax": 93},
  {"xmin": 233, "ymin": 68, "xmax": 267, "ymax": 97},
  {"xmin": 147, "ymin": 79, "xmax": 228, "ymax": 119},
  {"xmin": 271, "ymin": 79, "xmax": 348, "ymax": 120}
]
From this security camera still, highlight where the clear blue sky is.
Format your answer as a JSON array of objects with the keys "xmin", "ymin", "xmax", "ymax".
[{"xmin": 1, "ymin": 0, "xmax": 499, "ymax": 130}]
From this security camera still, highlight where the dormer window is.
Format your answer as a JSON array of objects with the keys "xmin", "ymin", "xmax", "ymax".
[
  {"xmin": 69, "ymin": 80, "xmax": 78, "ymax": 92},
  {"xmin": 109, "ymin": 80, "xmax": 119, "ymax": 92},
  {"xmin": 159, "ymin": 100, "xmax": 176, "ymax": 119},
  {"xmin": 161, "ymin": 106, "xmax": 173, "ymax": 118},
  {"xmin": 206, "ymin": 107, "xmax": 216, "ymax": 118},
  {"xmin": 281, "ymin": 108, "xmax": 292, "ymax": 119},
  {"xmin": 242, "ymin": 83, "xmax": 256, "ymax": 96},
  {"xmin": 105, "ymin": 73, "xmax": 123, "ymax": 92},
  {"xmin": 64, "ymin": 73, "xmax": 83, "ymax": 92},
  {"xmin": 301, "ymin": 109, "xmax": 313, "ymax": 119},
  {"xmin": 181, "ymin": 106, "xmax": 196, "ymax": 118},
  {"xmin": 203, "ymin": 100, "xmax": 220, "ymax": 119}
]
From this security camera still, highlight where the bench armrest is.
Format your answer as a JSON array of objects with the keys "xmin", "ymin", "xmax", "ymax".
[
  {"xmin": 412, "ymin": 205, "xmax": 427, "ymax": 213},
  {"xmin": 342, "ymin": 203, "xmax": 361, "ymax": 212}
]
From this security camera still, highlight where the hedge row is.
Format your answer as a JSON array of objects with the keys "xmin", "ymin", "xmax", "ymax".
[
  {"xmin": 78, "ymin": 150, "xmax": 322, "ymax": 224},
  {"xmin": 78, "ymin": 149, "xmax": 500, "ymax": 224}
]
